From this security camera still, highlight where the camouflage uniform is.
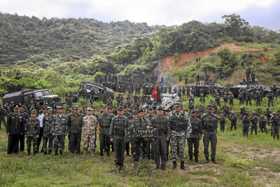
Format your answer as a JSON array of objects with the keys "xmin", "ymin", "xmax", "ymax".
[
  {"xmin": 187, "ymin": 114, "xmax": 202, "ymax": 162},
  {"xmin": 109, "ymin": 115, "xmax": 128, "ymax": 169},
  {"xmin": 68, "ymin": 113, "xmax": 83, "ymax": 153},
  {"xmin": 202, "ymin": 111, "xmax": 218, "ymax": 162},
  {"xmin": 168, "ymin": 110, "xmax": 191, "ymax": 168},
  {"xmin": 82, "ymin": 115, "xmax": 98, "ymax": 153},
  {"xmin": 250, "ymin": 113, "xmax": 259, "ymax": 135},
  {"xmin": 242, "ymin": 113, "xmax": 250, "ymax": 137},
  {"xmin": 25, "ymin": 118, "xmax": 40, "ymax": 155},
  {"xmin": 271, "ymin": 113, "xmax": 280, "ymax": 140},
  {"xmin": 99, "ymin": 111, "xmax": 114, "ymax": 156},
  {"xmin": 151, "ymin": 114, "xmax": 169, "ymax": 169},
  {"xmin": 229, "ymin": 112, "xmax": 237, "ymax": 130},
  {"xmin": 53, "ymin": 114, "xmax": 68, "ymax": 155},
  {"xmin": 42, "ymin": 115, "xmax": 54, "ymax": 154},
  {"xmin": 259, "ymin": 115, "xmax": 267, "ymax": 133}
]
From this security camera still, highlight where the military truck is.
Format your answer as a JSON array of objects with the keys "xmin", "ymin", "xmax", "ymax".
[
  {"xmin": 2, "ymin": 89, "xmax": 60, "ymax": 107},
  {"xmin": 79, "ymin": 82, "xmax": 114, "ymax": 101}
]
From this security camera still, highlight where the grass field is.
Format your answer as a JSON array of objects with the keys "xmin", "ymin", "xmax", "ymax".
[{"xmin": 0, "ymin": 98, "xmax": 280, "ymax": 187}]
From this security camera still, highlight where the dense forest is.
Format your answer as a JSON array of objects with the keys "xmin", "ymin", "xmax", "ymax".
[{"xmin": 0, "ymin": 13, "xmax": 280, "ymax": 95}]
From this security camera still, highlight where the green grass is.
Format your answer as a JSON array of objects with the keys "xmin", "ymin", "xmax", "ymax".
[{"xmin": 1, "ymin": 98, "xmax": 280, "ymax": 186}]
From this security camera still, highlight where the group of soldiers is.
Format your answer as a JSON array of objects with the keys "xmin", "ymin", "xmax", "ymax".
[
  {"xmin": 1, "ymin": 100, "xmax": 221, "ymax": 172},
  {"xmin": 1, "ymin": 84, "xmax": 279, "ymax": 172}
]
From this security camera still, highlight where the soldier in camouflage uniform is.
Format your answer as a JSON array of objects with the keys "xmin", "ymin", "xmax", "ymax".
[
  {"xmin": 241, "ymin": 112, "xmax": 250, "ymax": 137},
  {"xmin": 250, "ymin": 112, "xmax": 259, "ymax": 135},
  {"xmin": 53, "ymin": 105, "xmax": 68, "ymax": 155},
  {"xmin": 109, "ymin": 107, "xmax": 128, "ymax": 171},
  {"xmin": 187, "ymin": 110, "xmax": 202, "ymax": 162},
  {"xmin": 131, "ymin": 109, "xmax": 152, "ymax": 164},
  {"xmin": 271, "ymin": 112, "xmax": 280, "ymax": 140},
  {"xmin": 259, "ymin": 114, "xmax": 267, "ymax": 133},
  {"xmin": 202, "ymin": 105, "xmax": 218, "ymax": 163},
  {"xmin": 99, "ymin": 106, "xmax": 114, "ymax": 156},
  {"xmin": 82, "ymin": 107, "xmax": 98, "ymax": 153},
  {"xmin": 68, "ymin": 105, "xmax": 83, "ymax": 154},
  {"xmin": 151, "ymin": 108, "xmax": 169, "ymax": 170},
  {"xmin": 42, "ymin": 108, "xmax": 54, "ymax": 154},
  {"xmin": 168, "ymin": 103, "xmax": 191, "ymax": 170},
  {"xmin": 25, "ymin": 110, "xmax": 40, "ymax": 155},
  {"xmin": 229, "ymin": 111, "xmax": 237, "ymax": 130}
]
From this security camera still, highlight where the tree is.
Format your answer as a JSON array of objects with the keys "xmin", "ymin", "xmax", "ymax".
[{"xmin": 222, "ymin": 14, "xmax": 250, "ymax": 40}]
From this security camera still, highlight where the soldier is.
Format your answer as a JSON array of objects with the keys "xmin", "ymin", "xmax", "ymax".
[
  {"xmin": 202, "ymin": 105, "xmax": 218, "ymax": 163},
  {"xmin": 131, "ymin": 109, "xmax": 152, "ymax": 165},
  {"xmin": 109, "ymin": 107, "xmax": 128, "ymax": 171},
  {"xmin": 6, "ymin": 106, "xmax": 21, "ymax": 154},
  {"xmin": 53, "ymin": 105, "xmax": 68, "ymax": 155},
  {"xmin": 25, "ymin": 110, "xmax": 40, "ymax": 155},
  {"xmin": 267, "ymin": 92, "xmax": 274, "ymax": 107},
  {"xmin": 68, "ymin": 105, "xmax": 83, "ymax": 154},
  {"xmin": 251, "ymin": 112, "xmax": 259, "ymax": 135},
  {"xmin": 168, "ymin": 103, "xmax": 191, "ymax": 170},
  {"xmin": 42, "ymin": 108, "xmax": 54, "ymax": 154},
  {"xmin": 187, "ymin": 110, "xmax": 202, "ymax": 162},
  {"xmin": 229, "ymin": 111, "xmax": 238, "ymax": 131},
  {"xmin": 259, "ymin": 114, "xmax": 267, "ymax": 133},
  {"xmin": 241, "ymin": 112, "xmax": 250, "ymax": 137},
  {"xmin": 271, "ymin": 112, "xmax": 279, "ymax": 140},
  {"xmin": 19, "ymin": 105, "xmax": 28, "ymax": 152},
  {"xmin": 219, "ymin": 113, "xmax": 226, "ymax": 132},
  {"xmin": 151, "ymin": 108, "xmax": 169, "ymax": 170},
  {"xmin": 82, "ymin": 107, "xmax": 98, "ymax": 153},
  {"xmin": 99, "ymin": 106, "xmax": 114, "ymax": 156}
]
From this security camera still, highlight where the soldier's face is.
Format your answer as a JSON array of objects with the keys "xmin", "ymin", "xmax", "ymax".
[
  {"xmin": 31, "ymin": 113, "xmax": 37, "ymax": 119},
  {"xmin": 58, "ymin": 108, "xmax": 64, "ymax": 114},
  {"xmin": 87, "ymin": 109, "xmax": 93, "ymax": 115}
]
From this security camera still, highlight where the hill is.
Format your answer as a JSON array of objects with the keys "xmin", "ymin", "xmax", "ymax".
[
  {"xmin": 0, "ymin": 13, "xmax": 159, "ymax": 64},
  {"xmin": 0, "ymin": 13, "xmax": 280, "ymax": 95}
]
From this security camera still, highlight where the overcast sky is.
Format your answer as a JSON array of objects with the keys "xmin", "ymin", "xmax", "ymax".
[{"xmin": 0, "ymin": 0, "xmax": 279, "ymax": 29}]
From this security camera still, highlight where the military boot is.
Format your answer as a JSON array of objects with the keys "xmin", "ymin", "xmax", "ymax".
[
  {"xmin": 172, "ymin": 161, "xmax": 177, "ymax": 169},
  {"xmin": 180, "ymin": 161, "xmax": 185, "ymax": 170}
]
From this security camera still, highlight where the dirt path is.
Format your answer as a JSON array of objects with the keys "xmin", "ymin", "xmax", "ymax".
[{"xmin": 160, "ymin": 43, "xmax": 269, "ymax": 73}]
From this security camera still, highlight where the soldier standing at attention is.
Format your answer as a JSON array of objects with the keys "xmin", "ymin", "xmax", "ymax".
[
  {"xmin": 25, "ymin": 110, "xmax": 40, "ymax": 155},
  {"xmin": 241, "ymin": 112, "xmax": 250, "ymax": 137},
  {"xmin": 202, "ymin": 105, "xmax": 218, "ymax": 163},
  {"xmin": 229, "ymin": 111, "xmax": 237, "ymax": 131},
  {"xmin": 109, "ymin": 107, "xmax": 128, "ymax": 171},
  {"xmin": 53, "ymin": 105, "xmax": 68, "ymax": 155},
  {"xmin": 151, "ymin": 108, "xmax": 169, "ymax": 170},
  {"xmin": 82, "ymin": 107, "xmax": 98, "ymax": 154},
  {"xmin": 6, "ymin": 106, "xmax": 21, "ymax": 154},
  {"xmin": 251, "ymin": 112, "xmax": 259, "ymax": 135},
  {"xmin": 259, "ymin": 113, "xmax": 267, "ymax": 133},
  {"xmin": 271, "ymin": 112, "xmax": 280, "ymax": 140},
  {"xmin": 99, "ymin": 106, "xmax": 114, "ymax": 156},
  {"xmin": 68, "ymin": 105, "xmax": 83, "ymax": 154},
  {"xmin": 187, "ymin": 110, "xmax": 202, "ymax": 163},
  {"xmin": 168, "ymin": 103, "xmax": 191, "ymax": 170},
  {"xmin": 42, "ymin": 107, "xmax": 54, "ymax": 154}
]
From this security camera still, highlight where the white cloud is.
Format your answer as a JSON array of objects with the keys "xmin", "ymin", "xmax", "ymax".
[{"xmin": 0, "ymin": 0, "xmax": 278, "ymax": 25}]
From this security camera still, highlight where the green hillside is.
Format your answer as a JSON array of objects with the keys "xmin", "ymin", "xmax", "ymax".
[{"xmin": 0, "ymin": 13, "xmax": 280, "ymax": 95}]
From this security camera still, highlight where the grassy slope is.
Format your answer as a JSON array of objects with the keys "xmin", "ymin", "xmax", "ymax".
[{"xmin": 1, "ymin": 98, "xmax": 280, "ymax": 187}]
